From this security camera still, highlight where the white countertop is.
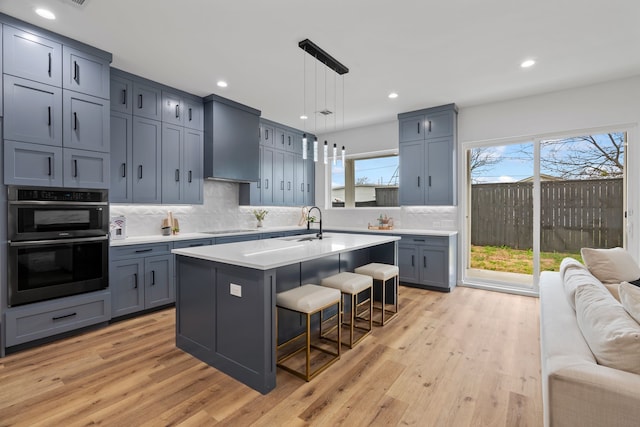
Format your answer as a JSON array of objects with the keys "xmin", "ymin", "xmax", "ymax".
[
  {"xmin": 110, "ymin": 225, "xmax": 456, "ymax": 247},
  {"xmin": 172, "ymin": 232, "xmax": 400, "ymax": 270}
]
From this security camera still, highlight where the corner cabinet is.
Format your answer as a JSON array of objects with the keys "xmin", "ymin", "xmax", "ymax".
[
  {"xmin": 397, "ymin": 234, "xmax": 457, "ymax": 291},
  {"xmin": 239, "ymin": 118, "xmax": 315, "ymax": 207},
  {"xmin": 398, "ymin": 104, "xmax": 457, "ymax": 206}
]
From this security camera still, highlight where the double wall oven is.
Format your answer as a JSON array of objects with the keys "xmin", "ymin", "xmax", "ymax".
[{"xmin": 7, "ymin": 186, "xmax": 109, "ymax": 307}]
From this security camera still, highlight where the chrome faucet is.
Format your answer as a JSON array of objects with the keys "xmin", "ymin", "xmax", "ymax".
[{"xmin": 307, "ymin": 206, "xmax": 323, "ymax": 239}]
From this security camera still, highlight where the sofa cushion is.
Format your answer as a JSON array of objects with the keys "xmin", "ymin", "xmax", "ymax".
[
  {"xmin": 575, "ymin": 283, "xmax": 640, "ymax": 375},
  {"xmin": 581, "ymin": 247, "xmax": 640, "ymax": 284},
  {"xmin": 620, "ymin": 281, "xmax": 640, "ymax": 324},
  {"xmin": 561, "ymin": 258, "xmax": 602, "ymax": 310}
]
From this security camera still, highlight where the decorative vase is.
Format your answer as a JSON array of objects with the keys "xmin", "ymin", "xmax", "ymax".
[{"xmin": 257, "ymin": 219, "xmax": 263, "ymax": 228}]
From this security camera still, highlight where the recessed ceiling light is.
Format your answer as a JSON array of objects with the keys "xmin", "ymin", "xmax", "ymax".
[
  {"xmin": 35, "ymin": 8, "xmax": 56, "ymax": 20},
  {"xmin": 521, "ymin": 59, "xmax": 536, "ymax": 68},
  {"xmin": 300, "ymin": 115, "xmax": 308, "ymax": 120},
  {"xmin": 217, "ymin": 80, "xmax": 228, "ymax": 88},
  {"xmin": 388, "ymin": 92, "xmax": 399, "ymax": 99}
]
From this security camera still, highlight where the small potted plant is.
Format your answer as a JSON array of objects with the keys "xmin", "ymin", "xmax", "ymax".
[{"xmin": 253, "ymin": 209, "xmax": 268, "ymax": 228}]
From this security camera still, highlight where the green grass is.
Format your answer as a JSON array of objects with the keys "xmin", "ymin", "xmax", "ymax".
[{"xmin": 470, "ymin": 245, "xmax": 582, "ymax": 275}]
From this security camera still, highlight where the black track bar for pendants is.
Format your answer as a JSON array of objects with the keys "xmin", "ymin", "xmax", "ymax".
[{"xmin": 298, "ymin": 39, "xmax": 349, "ymax": 75}]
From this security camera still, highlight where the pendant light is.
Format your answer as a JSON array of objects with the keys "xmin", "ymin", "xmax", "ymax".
[
  {"xmin": 323, "ymin": 141, "xmax": 328, "ymax": 164},
  {"xmin": 313, "ymin": 137, "xmax": 318, "ymax": 162},
  {"xmin": 342, "ymin": 146, "xmax": 346, "ymax": 165},
  {"xmin": 333, "ymin": 143, "xmax": 337, "ymax": 166},
  {"xmin": 302, "ymin": 134, "xmax": 308, "ymax": 160}
]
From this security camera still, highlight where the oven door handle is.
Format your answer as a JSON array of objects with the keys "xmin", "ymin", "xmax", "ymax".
[{"xmin": 9, "ymin": 235, "xmax": 108, "ymax": 247}]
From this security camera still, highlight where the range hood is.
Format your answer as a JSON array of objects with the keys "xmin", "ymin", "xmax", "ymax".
[{"xmin": 203, "ymin": 94, "xmax": 260, "ymax": 183}]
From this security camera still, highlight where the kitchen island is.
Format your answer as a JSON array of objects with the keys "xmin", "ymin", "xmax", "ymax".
[{"xmin": 172, "ymin": 232, "xmax": 400, "ymax": 393}]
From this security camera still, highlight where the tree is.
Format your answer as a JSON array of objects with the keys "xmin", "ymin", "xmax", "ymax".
[
  {"xmin": 356, "ymin": 177, "xmax": 370, "ymax": 185},
  {"xmin": 469, "ymin": 147, "xmax": 503, "ymax": 183},
  {"xmin": 539, "ymin": 133, "xmax": 624, "ymax": 179}
]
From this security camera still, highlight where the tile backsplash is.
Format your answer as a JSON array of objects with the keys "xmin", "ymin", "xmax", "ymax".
[{"xmin": 110, "ymin": 180, "xmax": 459, "ymax": 237}]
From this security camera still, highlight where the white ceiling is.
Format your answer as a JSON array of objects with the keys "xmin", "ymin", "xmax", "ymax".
[{"xmin": 1, "ymin": 0, "xmax": 639, "ymax": 133}]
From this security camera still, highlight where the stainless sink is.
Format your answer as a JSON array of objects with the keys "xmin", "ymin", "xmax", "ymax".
[{"xmin": 284, "ymin": 235, "xmax": 330, "ymax": 242}]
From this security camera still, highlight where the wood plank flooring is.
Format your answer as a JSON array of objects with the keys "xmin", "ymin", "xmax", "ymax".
[{"xmin": 0, "ymin": 286, "xmax": 542, "ymax": 426}]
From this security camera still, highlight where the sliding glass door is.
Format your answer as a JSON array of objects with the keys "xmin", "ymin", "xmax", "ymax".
[{"xmin": 465, "ymin": 131, "xmax": 626, "ymax": 292}]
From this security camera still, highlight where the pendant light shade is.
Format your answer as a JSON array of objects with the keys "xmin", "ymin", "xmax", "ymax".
[
  {"xmin": 313, "ymin": 137, "xmax": 318, "ymax": 162},
  {"xmin": 302, "ymin": 134, "xmax": 308, "ymax": 160},
  {"xmin": 323, "ymin": 141, "xmax": 328, "ymax": 164},
  {"xmin": 342, "ymin": 146, "xmax": 346, "ymax": 165},
  {"xmin": 333, "ymin": 143, "xmax": 337, "ymax": 165}
]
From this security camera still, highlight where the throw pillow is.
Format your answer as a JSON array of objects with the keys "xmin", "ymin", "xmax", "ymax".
[
  {"xmin": 575, "ymin": 283, "xmax": 640, "ymax": 375},
  {"xmin": 580, "ymin": 247, "xmax": 640, "ymax": 284},
  {"xmin": 562, "ymin": 263, "xmax": 603, "ymax": 310},
  {"xmin": 619, "ymin": 281, "xmax": 640, "ymax": 324}
]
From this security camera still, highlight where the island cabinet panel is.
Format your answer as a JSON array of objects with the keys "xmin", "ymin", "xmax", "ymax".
[{"xmin": 397, "ymin": 234, "xmax": 457, "ymax": 291}]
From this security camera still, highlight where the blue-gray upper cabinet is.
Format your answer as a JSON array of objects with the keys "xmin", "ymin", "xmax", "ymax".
[
  {"xmin": 305, "ymin": 157, "xmax": 315, "ymax": 206},
  {"xmin": 294, "ymin": 154, "xmax": 305, "ymax": 205},
  {"xmin": 183, "ymin": 128, "xmax": 204, "ymax": 204},
  {"xmin": 63, "ymin": 90, "xmax": 110, "ymax": 152},
  {"xmin": 62, "ymin": 46, "xmax": 110, "ymax": 99},
  {"xmin": 183, "ymin": 96, "xmax": 204, "ymax": 131},
  {"xmin": 3, "ymin": 75, "xmax": 62, "ymax": 146},
  {"xmin": 203, "ymin": 95, "xmax": 260, "ymax": 182},
  {"xmin": 4, "ymin": 140, "xmax": 63, "ymax": 187},
  {"xmin": 260, "ymin": 122, "xmax": 275, "ymax": 146},
  {"xmin": 110, "ymin": 111, "xmax": 133, "ymax": 202},
  {"xmin": 132, "ymin": 117, "xmax": 162, "ymax": 203},
  {"xmin": 161, "ymin": 90, "xmax": 184, "ymax": 126},
  {"xmin": 62, "ymin": 147, "xmax": 109, "ymax": 189},
  {"xmin": 133, "ymin": 81, "xmax": 161, "ymax": 120},
  {"xmin": 283, "ymin": 151, "xmax": 295, "ymax": 205},
  {"xmin": 3, "ymin": 25, "xmax": 62, "ymax": 87},
  {"xmin": 398, "ymin": 103, "xmax": 457, "ymax": 206},
  {"xmin": 110, "ymin": 74, "xmax": 133, "ymax": 114},
  {"xmin": 161, "ymin": 123, "xmax": 183, "ymax": 203},
  {"xmin": 261, "ymin": 146, "xmax": 274, "ymax": 205}
]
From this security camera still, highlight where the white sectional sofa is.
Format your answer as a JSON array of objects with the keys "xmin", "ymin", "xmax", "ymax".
[{"xmin": 539, "ymin": 270, "xmax": 640, "ymax": 426}]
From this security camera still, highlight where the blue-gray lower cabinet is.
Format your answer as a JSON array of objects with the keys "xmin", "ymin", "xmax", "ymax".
[
  {"xmin": 4, "ymin": 290, "xmax": 111, "ymax": 347},
  {"xmin": 397, "ymin": 234, "xmax": 457, "ymax": 291},
  {"xmin": 4, "ymin": 140, "xmax": 63, "ymax": 187},
  {"xmin": 215, "ymin": 234, "xmax": 259, "ymax": 244},
  {"xmin": 110, "ymin": 243, "xmax": 174, "ymax": 318}
]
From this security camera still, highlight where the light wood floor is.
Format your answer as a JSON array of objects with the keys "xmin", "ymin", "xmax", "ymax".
[{"xmin": 0, "ymin": 286, "xmax": 542, "ymax": 426}]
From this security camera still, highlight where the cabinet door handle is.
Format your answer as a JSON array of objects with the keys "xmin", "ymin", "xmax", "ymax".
[
  {"xmin": 188, "ymin": 107, "xmax": 193, "ymax": 121},
  {"xmin": 188, "ymin": 170, "xmax": 193, "ymax": 183},
  {"xmin": 48, "ymin": 52, "xmax": 52, "ymax": 75},
  {"xmin": 265, "ymin": 179, "xmax": 269, "ymax": 189},
  {"xmin": 256, "ymin": 180, "xmax": 261, "ymax": 189},
  {"xmin": 287, "ymin": 181, "xmax": 291, "ymax": 190},
  {"xmin": 53, "ymin": 312, "xmax": 77, "ymax": 321},
  {"xmin": 417, "ymin": 176, "xmax": 421, "ymax": 188},
  {"xmin": 429, "ymin": 176, "xmax": 432, "ymax": 187},
  {"xmin": 138, "ymin": 165, "xmax": 143, "ymax": 179},
  {"xmin": 121, "ymin": 163, "xmax": 126, "ymax": 178},
  {"xmin": 48, "ymin": 106, "xmax": 51, "ymax": 126},
  {"xmin": 280, "ymin": 181, "xmax": 284, "ymax": 190},
  {"xmin": 414, "ymin": 238, "xmax": 425, "ymax": 242},
  {"xmin": 175, "ymin": 169, "xmax": 180, "ymax": 182},
  {"xmin": 73, "ymin": 159, "xmax": 78, "ymax": 177},
  {"xmin": 151, "ymin": 270, "xmax": 156, "ymax": 286},
  {"xmin": 423, "ymin": 256, "xmax": 427, "ymax": 268},
  {"xmin": 265, "ymin": 129, "xmax": 269, "ymax": 140},
  {"xmin": 411, "ymin": 255, "xmax": 414, "ymax": 267},
  {"xmin": 175, "ymin": 104, "xmax": 180, "ymax": 119},
  {"xmin": 301, "ymin": 183, "xmax": 304, "ymax": 192},
  {"xmin": 48, "ymin": 157, "xmax": 52, "ymax": 176},
  {"xmin": 73, "ymin": 112, "xmax": 78, "ymax": 130},
  {"xmin": 135, "ymin": 248, "xmax": 153, "ymax": 253},
  {"xmin": 307, "ymin": 183, "xmax": 310, "ymax": 192},
  {"xmin": 73, "ymin": 61, "xmax": 79, "ymax": 82},
  {"xmin": 288, "ymin": 136, "xmax": 292, "ymax": 146},
  {"xmin": 138, "ymin": 94, "xmax": 143, "ymax": 109},
  {"xmin": 281, "ymin": 134, "xmax": 285, "ymax": 145},
  {"xmin": 428, "ymin": 120, "xmax": 432, "ymax": 132},
  {"xmin": 122, "ymin": 89, "xmax": 127, "ymax": 105},
  {"xmin": 417, "ymin": 122, "xmax": 420, "ymax": 134},
  {"xmin": 134, "ymin": 273, "xmax": 138, "ymax": 289}
]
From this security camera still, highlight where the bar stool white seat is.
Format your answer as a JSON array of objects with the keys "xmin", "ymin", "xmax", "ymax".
[
  {"xmin": 354, "ymin": 263, "xmax": 399, "ymax": 325},
  {"xmin": 321, "ymin": 272, "xmax": 373, "ymax": 348},
  {"xmin": 276, "ymin": 284, "xmax": 341, "ymax": 381}
]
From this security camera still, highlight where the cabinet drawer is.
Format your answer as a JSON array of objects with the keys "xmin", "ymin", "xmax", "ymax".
[
  {"xmin": 399, "ymin": 235, "xmax": 448, "ymax": 247},
  {"xmin": 5, "ymin": 291, "xmax": 111, "ymax": 347},
  {"xmin": 173, "ymin": 239, "xmax": 214, "ymax": 249},
  {"xmin": 111, "ymin": 242, "xmax": 172, "ymax": 259},
  {"xmin": 62, "ymin": 46, "xmax": 110, "ymax": 99}
]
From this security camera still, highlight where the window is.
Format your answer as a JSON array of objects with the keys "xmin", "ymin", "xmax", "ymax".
[{"xmin": 331, "ymin": 154, "xmax": 399, "ymax": 207}]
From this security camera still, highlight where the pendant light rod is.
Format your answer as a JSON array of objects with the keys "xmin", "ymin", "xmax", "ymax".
[{"xmin": 298, "ymin": 39, "xmax": 349, "ymax": 75}]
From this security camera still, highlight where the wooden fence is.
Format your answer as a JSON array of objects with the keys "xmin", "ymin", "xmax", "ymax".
[{"xmin": 471, "ymin": 178, "xmax": 623, "ymax": 252}]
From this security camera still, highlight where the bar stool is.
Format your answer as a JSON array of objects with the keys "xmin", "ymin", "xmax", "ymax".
[
  {"xmin": 276, "ymin": 284, "xmax": 341, "ymax": 381},
  {"xmin": 321, "ymin": 272, "xmax": 373, "ymax": 348},
  {"xmin": 354, "ymin": 263, "xmax": 399, "ymax": 325}
]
